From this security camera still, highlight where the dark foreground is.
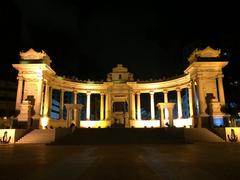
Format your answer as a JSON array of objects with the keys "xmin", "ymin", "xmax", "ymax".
[{"xmin": 0, "ymin": 143, "xmax": 239, "ymax": 180}]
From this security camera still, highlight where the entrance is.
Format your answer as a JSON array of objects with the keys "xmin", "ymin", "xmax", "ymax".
[{"xmin": 112, "ymin": 102, "xmax": 128, "ymax": 128}]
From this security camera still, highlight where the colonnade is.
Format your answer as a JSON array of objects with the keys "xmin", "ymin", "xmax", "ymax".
[
  {"xmin": 14, "ymin": 75, "xmax": 226, "ymax": 128},
  {"xmin": 131, "ymin": 86, "xmax": 194, "ymax": 121}
]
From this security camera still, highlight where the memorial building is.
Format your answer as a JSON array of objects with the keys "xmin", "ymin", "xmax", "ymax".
[{"xmin": 12, "ymin": 47, "xmax": 228, "ymax": 129}]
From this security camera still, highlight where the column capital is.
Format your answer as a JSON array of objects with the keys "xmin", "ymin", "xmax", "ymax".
[
  {"xmin": 73, "ymin": 90, "xmax": 78, "ymax": 95},
  {"xmin": 176, "ymin": 87, "xmax": 181, "ymax": 92},
  {"xmin": 130, "ymin": 89, "xmax": 135, "ymax": 94},
  {"xmin": 100, "ymin": 92, "xmax": 104, "ymax": 96},
  {"xmin": 137, "ymin": 91, "xmax": 141, "ymax": 95},
  {"xmin": 17, "ymin": 76, "xmax": 24, "ymax": 81},
  {"xmin": 163, "ymin": 89, "xmax": 168, "ymax": 94},
  {"xmin": 149, "ymin": 91, "xmax": 155, "ymax": 95},
  {"xmin": 187, "ymin": 83, "xmax": 192, "ymax": 89},
  {"xmin": 86, "ymin": 91, "xmax": 91, "ymax": 95},
  {"xmin": 217, "ymin": 74, "xmax": 224, "ymax": 78}
]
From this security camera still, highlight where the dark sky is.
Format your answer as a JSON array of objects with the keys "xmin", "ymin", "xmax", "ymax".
[{"xmin": 1, "ymin": 0, "xmax": 239, "ymax": 82}]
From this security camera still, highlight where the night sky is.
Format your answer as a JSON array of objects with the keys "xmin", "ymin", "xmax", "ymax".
[{"xmin": 1, "ymin": 0, "xmax": 239, "ymax": 82}]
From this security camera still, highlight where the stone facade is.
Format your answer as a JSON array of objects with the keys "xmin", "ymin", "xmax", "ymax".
[{"xmin": 12, "ymin": 47, "xmax": 228, "ymax": 128}]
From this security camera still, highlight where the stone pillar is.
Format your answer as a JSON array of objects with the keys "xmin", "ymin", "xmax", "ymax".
[
  {"xmin": 150, "ymin": 91, "xmax": 155, "ymax": 120},
  {"xmin": 48, "ymin": 87, "xmax": 52, "ymax": 117},
  {"xmin": 131, "ymin": 91, "xmax": 136, "ymax": 120},
  {"xmin": 35, "ymin": 80, "xmax": 43, "ymax": 117},
  {"xmin": 16, "ymin": 77, "xmax": 23, "ymax": 110},
  {"xmin": 137, "ymin": 92, "xmax": 141, "ymax": 120},
  {"xmin": 43, "ymin": 83, "xmax": 49, "ymax": 117},
  {"xmin": 86, "ymin": 92, "xmax": 91, "ymax": 120},
  {"xmin": 217, "ymin": 74, "xmax": 225, "ymax": 105},
  {"xmin": 168, "ymin": 107, "xmax": 174, "ymax": 127},
  {"xmin": 100, "ymin": 93, "xmax": 104, "ymax": 120},
  {"xmin": 197, "ymin": 78, "xmax": 206, "ymax": 116},
  {"xmin": 65, "ymin": 104, "xmax": 73, "ymax": 127},
  {"xmin": 188, "ymin": 85, "xmax": 194, "ymax": 117},
  {"xmin": 176, "ymin": 88, "xmax": 182, "ymax": 119},
  {"xmin": 160, "ymin": 107, "xmax": 164, "ymax": 127},
  {"xmin": 59, "ymin": 89, "xmax": 64, "ymax": 119},
  {"xmin": 164, "ymin": 90, "xmax": 168, "ymax": 103},
  {"xmin": 163, "ymin": 90, "xmax": 168, "ymax": 120},
  {"xmin": 75, "ymin": 104, "xmax": 83, "ymax": 127},
  {"xmin": 73, "ymin": 91, "xmax": 78, "ymax": 125},
  {"xmin": 105, "ymin": 93, "xmax": 109, "ymax": 120}
]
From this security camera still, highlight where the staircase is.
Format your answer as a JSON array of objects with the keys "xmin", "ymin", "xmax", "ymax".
[
  {"xmin": 184, "ymin": 128, "xmax": 225, "ymax": 143},
  {"xmin": 53, "ymin": 128, "xmax": 186, "ymax": 144},
  {"xmin": 16, "ymin": 129, "xmax": 55, "ymax": 144}
]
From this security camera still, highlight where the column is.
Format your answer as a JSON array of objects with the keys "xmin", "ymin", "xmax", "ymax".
[
  {"xmin": 164, "ymin": 90, "xmax": 168, "ymax": 103},
  {"xmin": 160, "ymin": 107, "xmax": 164, "ymax": 127},
  {"xmin": 131, "ymin": 91, "xmax": 136, "ymax": 120},
  {"xmin": 105, "ymin": 93, "xmax": 109, "ymax": 120},
  {"xmin": 43, "ymin": 83, "xmax": 49, "ymax": 117},
  {"xmin": 137, "ymin": 92, "xmax": 141, "ymax": 120},
  {"xmin": 35, "ymin": 80, "xmax": 43, "ymax": 117},
  {"xmin": 48, "ymin": 87, "xmax": 52, "ymax": 117},
  {"xmin": 163, "ymin": 90, "xmax": 168, "ymax": 120},
  {"xmin": 217, "ymin": 74, "xmax": 225, "ymax": 105},
  {"xmin": 188, "ymin": 85, "xmax": 193, "ymax": 117},
  {"xmin": 197, "ymin": 78, "xmax": 206, "ymax": 116},
  {"xmin": 59, "ymin": 89, "xmax": 64, "ymax": 119},
  {"xmin": 15, "ymin": 77, "xmax": 23, "ymax": 110},
  {"xmin": 100, "ymin": 93, "xmax": 104, "ymax": 120},
  {"xmin": 150, "ymin": 91, "xmax": 155, "ymax": 120},
  {"xmin": 73, "ymin": 91, "xmax": 78, "ymax": 125},
  {"xmin": 86, "ymin": 92, "xmax": 91, "ymax": 120},
  {"xmin": 176, "ymin": 88, "xmax": 182, "ymax": 119},
  {"xmin": 168, "ymin": 107, "xmax": 174, "ymax": 127}
]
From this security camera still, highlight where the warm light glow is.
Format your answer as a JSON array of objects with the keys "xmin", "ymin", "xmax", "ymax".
[
  {"xmin": 0, "ymin": 129, "xmax": 16, "ymax": 143},
  {"xmin": 80, "ymin": 120, "xmax": 111, "ymax": 128},
  {"xmin": 40, "ymin": 117, "xmax": 49, "ymax": 129},
  {"xmin": 225, "ymin": 127, "xmax": 240, "ymax": 142},
  {"xmin": 130, "ymin": 120, "xmax": 160, "ymax": 128},
  {"xmin": 164, "ymin": 108, "xmax": 169, "ymax": 119},
  {"xmin": 173, "ymin": 118, "xmax": 192, "ymax": 128}
]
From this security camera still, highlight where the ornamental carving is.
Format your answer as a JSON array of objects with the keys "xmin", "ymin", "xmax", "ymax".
[
  {"xmin": 20, "ymin": 48, "xmax": 47, "ymax": 60},
  {"xmin": 188, "ymin": 46, "xmax": 221, "ymax": 63}
]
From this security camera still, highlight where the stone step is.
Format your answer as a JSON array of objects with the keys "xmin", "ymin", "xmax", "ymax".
[
  {"xmin": 16, "ymin": 129, "xmax": 55, "ymax": 144},
  {"xmin": 184, "ymin": 128, "xmax": 224, "ymax": 142}
]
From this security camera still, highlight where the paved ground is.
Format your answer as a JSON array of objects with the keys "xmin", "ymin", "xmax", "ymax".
[{"xmin": 0, "ymin": 143, "xmax": 240, "ymax": 180}]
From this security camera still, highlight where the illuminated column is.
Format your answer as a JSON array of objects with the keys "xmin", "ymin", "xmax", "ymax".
[
  {"xmin": 100, "ymin": 93, "xmax": 104, "ymax": 120},
  {"xmin": 131, "ymin": 91, "xmax": 136, "ymax": 120},
  {"xmin": 35, "ymin": 80, "xmax": 43, "ymax": 117},
  {"xmin": 86, "ymin": 92, "xmax": 91, "ymax": 120},
  {"xmin": 164, "ymin": 90, "xmax": 168, "ymax": 103},
  {"xmin": 43, "ymin": 83, "xmax": 49, "ymax": 117},
  {"xmin": 137, "ymin": 92, "xmax": 141, "ymax": 120},
  {"xmin": 48, "ymin": 87, "xmax": 52, "ymax": 117},
  {"xmin": 105, "ymin": 93, "xmax": 109, "ymax": 120},
  {"xmin": 217, "ymin": 74, "xmax": 225, "ymax": 105},
  {"xmin": 168, "ymin": 107, "xmax": 174, "ymax": 127},
  {"xmin": 73, "ymin": 91, "xmax": 78, "ymax": 125},
  {"xmin": 160, "ymin": 107, "xmax": 164, "ymax": 127},
  {"xmin": 163, "ymin": 90, "xmax": 168, "ymax": 120},
  {"xmin": 176, "ymin": 88, "xmax": 182, "ymax": 119},
  {"xmin": 150, "ymin": 91, "xmax": 155, "ymax": 120},
  {"xmin": 197, "ymin": 78, "xmax": 206, "ymax": 116},
  {"xmin": 59, "ymin": 89, "xmax": 64, "ymax": 119},
  {"xmin": 16, "ymin": 77, "xmax": 23, "ymax": 110},
  {"xmin": 188, "ymin": 85, "xmax": 193, "ymax": 117}
]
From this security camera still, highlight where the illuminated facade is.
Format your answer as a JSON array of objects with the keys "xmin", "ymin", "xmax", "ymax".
[{"xmin": 12, "ymin": 47, "xmax": 228, "ymax": 129}]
